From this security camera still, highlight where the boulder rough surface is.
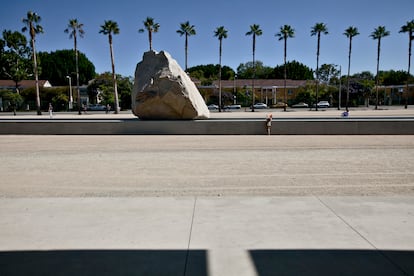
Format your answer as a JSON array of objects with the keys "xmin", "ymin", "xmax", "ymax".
[{"xmin": 132, "ymin": 50, "xmax": 209, "ymax": 120}]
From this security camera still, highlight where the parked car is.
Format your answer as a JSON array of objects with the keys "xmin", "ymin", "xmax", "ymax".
[
  {"xmin": 87, "ymin": 104, "xmax": 106, "ymax": 111},
  {"xmin": 224, "ymin": 104, "xmax": 241, "ymax": 110},
  {"xmin": 208, "ymin": 104, "xmax": 219, "ymax": 110},
  {"xmin": 251, "ymin": 103, "xmax": 268, "ymax": 109},
  {"xmin": 316, "ymin": 101, "xmax": 330, "ymax": 108},
  {"xmin": 292, "ymin": 102, "xmax": 309, "ymax": 108},
  {"xmin": 272, "ymin": 102, "xmax": 288, "ymax": 108}
]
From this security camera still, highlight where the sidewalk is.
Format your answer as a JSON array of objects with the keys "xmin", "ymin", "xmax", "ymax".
[
  {"xmin": 1, "ymin": 196, "xmax": 413, "ymax": 275},
  {"xmin": 1, "ymin": 106, "xmax": 414, "ymax": 120}
]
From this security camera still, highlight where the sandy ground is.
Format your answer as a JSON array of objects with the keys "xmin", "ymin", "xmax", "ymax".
[{"xmin": 1, "ymin": 135, "xmax": 413, "ymax": 197}]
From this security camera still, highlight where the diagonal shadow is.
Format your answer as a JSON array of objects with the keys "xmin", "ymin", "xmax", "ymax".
[
  {"xmin": 249, "ymin": 249, "xmax": 414, "ymax": 276},
  {"xmin": 0, "ymin": 249, "xmax": 207, "ymax": 276}
]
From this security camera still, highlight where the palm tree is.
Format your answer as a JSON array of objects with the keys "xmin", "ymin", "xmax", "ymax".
[
  {"xmin": 399, "ymin": 20, "xmax": 414, "ymax": 109},
  {"xmin": 176, "ymin": 21, "xmax": 196, "ymax": 72},
  {"xmin": 343, "ymin": 26, "xmax": 360, "ymax": 112},
  {"xmin": 246, "ymin": 24, "xmax": 263, "ymax": 112},
  {"xmin": 64, "ymin": 19, "xmax": 85, "ymax": 115},
  {"xmin": 99, "ymin": 20, "xmax": 120, "ymax": 114},
  {"xmin": 138, "ymin": 17, "xmax": 160, "ymax": 51},
  {"xmin": 311, "ymin": 23, "xmax": 328, "ymax": 111},
  {"xmin": 214, "ymin": 26, "xmax": 228, "ymax": 112},
  {"xmin": 370, "ymin": 26, "xmax": 390, "ymax": 110},
  {"xmin": 22, "ymin": 11, "xmax": 43, "ymax": 115},
  {"xmin": 276, "ymin": 25, "xmax": 295, "ymax": 111}
]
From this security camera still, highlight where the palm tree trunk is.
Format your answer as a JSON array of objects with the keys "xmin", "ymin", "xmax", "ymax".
[
  {"xmin": 218, "ymin": 39, "xmax": 222, "ymax": 112},
  {"xmin": 283, "ymin": 37, "xmax": 287, "ymax": 112},
  {"xmin": 149, "ymin": 31, "xmax": 152, "ymax": 51},
  {"xmin": 315, "ymin": 33, "xmax": 320, "ymax": 111},
  {"xmin": 32, "ymin": 37, "xmax": 41, "ymax": 115},
  {"xmin": 406, "ymin": 34, "xmax": 412, "ymax": 109},
  {"xmin": 346, "ymin": 38, "xmax": 352, "ymax": 112},
  {"xmin": 375, "ymin": 38, "xmax": 381, "ymax": 110},
  {"xmin": 109, "ymin": 35, "xmax": 119, "ymax": 114},
  {"xmin": 185, "ymin": 34, "xmax": 188, "ymax": 72},
  {"xmin": 252, "ymin": 35, "xmax": 256, "ymax": 112},
  {"xmin": 74, "ymin": 34, "xmax": 81, "ymax": 115}
]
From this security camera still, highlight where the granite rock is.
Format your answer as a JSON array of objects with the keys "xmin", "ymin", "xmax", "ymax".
[{"xmin": 132, "ymin": 50, "xmax": 209, "ymax": 120}]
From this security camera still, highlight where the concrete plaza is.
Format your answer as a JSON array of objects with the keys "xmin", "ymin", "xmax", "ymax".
[{"xmin": 0, "ymin": 134, "xmax": 414, "ymax": 275}]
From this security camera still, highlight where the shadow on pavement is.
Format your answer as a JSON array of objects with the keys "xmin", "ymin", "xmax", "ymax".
[
  {"xmin": 249, "ymin": 249, "xmax": 414, "ymax": 276},
  {"xmin": 0, "ymin": 249, "xmax": 207, "ymax": 276}
]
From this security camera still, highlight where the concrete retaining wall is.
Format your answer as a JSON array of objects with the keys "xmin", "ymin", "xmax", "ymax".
[{"xmin": 0, "ymin": 118, "xmax": 413, "ymax": 135}]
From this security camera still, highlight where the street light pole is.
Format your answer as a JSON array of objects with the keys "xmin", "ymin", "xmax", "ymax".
[
  {"xmin": 66, "ymin": 76, "xmax": 73, "ymax": 110},
  {"xmin": 337, "ymin": 65, "xmax": 342, "ymax": 110}
]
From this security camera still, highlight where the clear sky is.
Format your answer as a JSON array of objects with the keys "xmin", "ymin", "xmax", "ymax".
[{"xmin": 1, "ymin": 0, "xmax": 413, "ymax": 79}]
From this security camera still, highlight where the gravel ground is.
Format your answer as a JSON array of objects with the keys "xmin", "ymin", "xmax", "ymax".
[{"xmin": 1, "ymin": 135, "xmax": 413, "ymax": 197}]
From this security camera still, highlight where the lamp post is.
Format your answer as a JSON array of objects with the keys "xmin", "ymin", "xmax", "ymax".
[
  {"xmin": 337, "ymin": 65, "xmax": 342, "ymax": 110},
  {"xmin": 233, "ymin": 74, "xmax": 237, "ymax": 104},
  {"xmin": 66, "ymin": 76, "xmax": 73, "ymax": 110}
]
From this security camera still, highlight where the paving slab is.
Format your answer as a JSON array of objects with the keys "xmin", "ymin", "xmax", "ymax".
[{"xmin": 1, "ymin": 197, "xmax": 414, "ymax": 276}]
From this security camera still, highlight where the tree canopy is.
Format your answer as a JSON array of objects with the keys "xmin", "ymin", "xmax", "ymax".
[
  {"xmin": 38, "ymin": 49, "xmax": 96, "ymax": 86},
  {"xmin": 273, "ymin": 60, "xmax": 314, "ymax": 80}
]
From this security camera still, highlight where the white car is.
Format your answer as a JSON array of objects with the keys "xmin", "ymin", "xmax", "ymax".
[
  {"xmin": 252, "ymin": 103, "xmax": 268, "ymax": 109},
  {"xmin": 225, "ymin": 104, "xmax": 241, "ymax": 110},
  {"xmin": 208, "ymin": 104, "xmax": 219, "ymax": 110},
  {"xmin": 317, "ymin": 101, "xmax": 330, "ymax": 108}
]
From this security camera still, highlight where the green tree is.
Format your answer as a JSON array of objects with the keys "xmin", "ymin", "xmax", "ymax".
[
  {"xmin": 370, "ymin": 26, "xmax": 390, "ymax": 109},
  {"xmin": 87, "ymin": 72, "xmax": 132, "ymax": 110},
  {"xmin": 177, "ymin": 21, "xmax": 196, "ymax": 72},
  {"xmin": 399, "ymin": 19, "xmax": 414, "ymax": 108},
  {"xmin": 318, "ymin": 64, "xmax": 339, "ymax": 84},
  {"xmin": 138, "ymin": 17, "xmax": 160, "ymax": 51},
  {"xmin": 276, "ymin": 25, "xmax": 295, "ymax": 111},
  {"xmin": 379, "ymin": 70, "xmax": 410, "ymax": 85},
  {"xmin": 214, "ymin": 26, "xmax": 228, "ymax": 111},
  {"xmin": 273, "ymin": 60, "xmax": 314, "ymax": 80},
  {"xmin": 99, "ymin": 20, "xmax": 120, "ymax": 113},
  {"xmin": 22, "ymin": 11, "xmax": 44, "ymax": 115},
  {"xmin": 311, "ymin": 22, "xmax": 328, "ymax": 111},
  {"xmin": 38, "ymin": 50, "xmax": 95, "ymax": 86},
  {"xmin": 1, "ymin": 30, "xmax": 31, "ymax": 92},
  {"xmin": 246, "ymin": 24, "xmax": 263, "ymax": 110},
  {"xmin": 65, "ymin": 19, "xmax": 85, "ymax": 114},
  {"xmin": 187, "ymin": 64, "xmax": 234, "ymax": 84},
  {"xmin": 344, "ymin": 26, "xmax": 360, "ymax": 111}
]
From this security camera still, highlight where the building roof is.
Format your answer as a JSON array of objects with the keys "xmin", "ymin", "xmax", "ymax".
[
  {"xmin": 0, "ymin": 80, "xmax": 52, "ymax": 89},
  {"xmin": 212, "ymin": 79, "xmax": 309, "ymax": 88}
]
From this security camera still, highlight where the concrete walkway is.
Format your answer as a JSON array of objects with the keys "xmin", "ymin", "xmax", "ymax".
[
  {"xmin": 1, "ymin": 135, "xmax": 414, "ymax": 275},
  {"xmin": 1, "ymin": 197, "xmax": 414, "ymax": 276}
]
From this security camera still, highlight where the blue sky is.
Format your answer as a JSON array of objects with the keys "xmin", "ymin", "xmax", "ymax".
[{"xmin": 1, "ymin": 0, "xmax": 413, "ymax": 79}]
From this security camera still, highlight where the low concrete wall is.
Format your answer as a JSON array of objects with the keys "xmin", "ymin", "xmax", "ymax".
[{"xmin": 0, "ymin": 118, "xmax": 413, "ymax": 135}]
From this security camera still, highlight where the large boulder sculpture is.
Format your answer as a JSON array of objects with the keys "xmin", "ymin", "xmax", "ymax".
[{"xmin": 132, "ymin": 50, "xmax": 209, "ymax": 120}]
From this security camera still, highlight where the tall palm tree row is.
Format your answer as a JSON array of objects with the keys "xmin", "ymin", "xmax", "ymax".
[
  {"xmin": 343, "ymin": 26, "xmax": 360, "ymax": 112},
  {"xmin": 138, "ymin": 17, "xmax": 160, "ymax": 51},
  {"xmin": 370, "ymin": 26, "xmax": 390, "ymax": 110},
  {"xmin": 246, "ymin": 24, "xmax": 263, "ymax": 112},
  {"xmin": 99, "ymin": 20, "xmax": 120, "ymax": 114},
  {"xmin": 176, "ymin": 21, "xmax": 196, "ymax": 72},
  {"xmin": 399, "ymin": 20, "xmax": 414, "ymax": 109},
  {"xmin": 311, "ymin": 23, "xmax": 328, "ymax": 111},
  {"xmin": 214, "ymin": 26, "xmax": 228, "ymax": 112},
  {"xmin": 276, "ymin": 25, "xmax": 295, "ymax": 111},
  {"xmin": 64, "ymin": 19, "xmax": 85, "ymax": 115},
  {"xmin": 22, "ymin": 11, "xmax": 43, "ymax": 115}
]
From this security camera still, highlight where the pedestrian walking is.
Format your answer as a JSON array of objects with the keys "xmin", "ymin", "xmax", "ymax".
[
  {"xmin": 266, "ymin": 113, "xmax": 272, "ymax": 135},
  {"xmin": 48, "ymin": 103, "xmax": 53, "ymax": 118}
]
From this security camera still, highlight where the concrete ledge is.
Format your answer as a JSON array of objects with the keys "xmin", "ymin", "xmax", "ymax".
[{"xmin": 0, "ymin": 118, "xmax": 413, "ymax": 135}]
